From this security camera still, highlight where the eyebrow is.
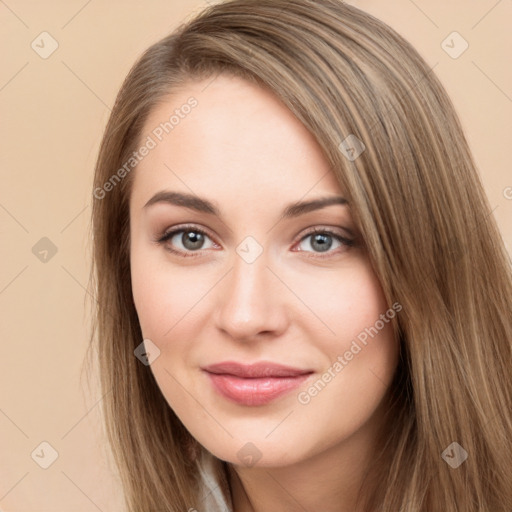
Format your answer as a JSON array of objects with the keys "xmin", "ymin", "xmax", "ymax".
[{"xmin": 143, "ymin": 190, "xmax": 348, "ymax": 220}]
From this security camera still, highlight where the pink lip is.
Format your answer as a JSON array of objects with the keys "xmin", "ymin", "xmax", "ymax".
[{"xmin": 202, "ymin": 361, "xmax": 313, "ymax": 406}]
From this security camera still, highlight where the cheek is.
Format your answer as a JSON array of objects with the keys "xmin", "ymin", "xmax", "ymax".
[
  {"xmin": 293, "ymin": 278, "xmax": 399, "ymax": 450},
  {"xmin": 293, "ymin": 259, "xmax": 392, "ymax": 348},
  {"xmin": 130, "ymin": 244, "xmax": 206, "ymax": 341},
  {"xmin": 131, "ymin": 256, "xmax": 164, "ymax": 339},
  {"xmin": 299, "ymin": 261, "xmax": 400, "ymax": 399}
]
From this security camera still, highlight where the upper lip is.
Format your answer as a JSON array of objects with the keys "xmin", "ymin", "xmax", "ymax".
[{"xmin": 202, "ymin": 361, "xmax": 313, "ymax": 378}]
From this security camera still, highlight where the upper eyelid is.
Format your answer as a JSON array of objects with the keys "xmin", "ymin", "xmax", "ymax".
[{"xmin": 159, "ymin": 224, "xmax": 216, "ymax": 243}]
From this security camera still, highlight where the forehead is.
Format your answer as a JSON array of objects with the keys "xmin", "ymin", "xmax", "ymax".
[{"xmin": 131, "ymin": 74, "xmax": 343, "ymax": 209}]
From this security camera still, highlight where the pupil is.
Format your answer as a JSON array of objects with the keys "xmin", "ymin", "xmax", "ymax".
[{"xmin": 312, "ymin": 233, "xmax": 332, "ymax": 252}]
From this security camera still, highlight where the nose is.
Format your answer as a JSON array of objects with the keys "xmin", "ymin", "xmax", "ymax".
[{"xmin": 214, "ymin": 250, "xmax": 289, "ymax": 342}]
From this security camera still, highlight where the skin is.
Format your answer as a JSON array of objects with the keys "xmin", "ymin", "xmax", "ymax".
[{"xmin": 129, "ymin": 74, "xmax": 400, "ymax": 512}]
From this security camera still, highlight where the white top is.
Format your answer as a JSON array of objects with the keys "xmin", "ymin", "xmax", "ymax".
[{"xmin": 197, "ymin": 449, "xmax": 234, "ymax": 512}]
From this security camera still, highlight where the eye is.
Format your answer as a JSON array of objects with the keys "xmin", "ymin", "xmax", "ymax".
[
  {"xmin": 155, "ymin": 224, "xmax": 355, "ymax": 259},
  {"xmin": 293, "ymin": 227, "xmax": 354, "ymax": 258},
  {"xmin": 156, "ymin": 224, "xmax": 218, "ymax": 258}
]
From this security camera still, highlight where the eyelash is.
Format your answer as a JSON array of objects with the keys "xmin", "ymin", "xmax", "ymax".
[{"xmin": 155, "ymin": 224, "xmax": 355, "ymax": 260}]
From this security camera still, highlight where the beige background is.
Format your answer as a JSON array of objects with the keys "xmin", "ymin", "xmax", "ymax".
[{"xmin": 0, "ymin": 0, "xmax": 510, "ymax": 510}]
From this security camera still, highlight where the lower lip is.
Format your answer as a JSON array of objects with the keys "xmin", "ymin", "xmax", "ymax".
[{"xmin": 204, "ymin": 372, "xmax": 311, "ymax": 406}]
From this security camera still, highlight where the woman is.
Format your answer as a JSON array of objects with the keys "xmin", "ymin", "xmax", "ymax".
[{"xmin": 89, "ymin": 0, "xmax": 512, "ymax": 510}]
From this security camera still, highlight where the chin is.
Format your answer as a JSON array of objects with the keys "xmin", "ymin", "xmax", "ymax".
[{"xmin": 202, "ymin": 437, "xmax": 307, "ymax": 469}]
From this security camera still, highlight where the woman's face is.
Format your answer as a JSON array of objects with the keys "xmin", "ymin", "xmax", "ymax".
[{"xmin": 129, "ymin": 74, "xmax": 400, "ymax": 468}]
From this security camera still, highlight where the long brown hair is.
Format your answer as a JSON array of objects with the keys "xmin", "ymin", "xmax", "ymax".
[{"xmin": 87, "ymin": 0, "xmax": 512, "ymax": 510}]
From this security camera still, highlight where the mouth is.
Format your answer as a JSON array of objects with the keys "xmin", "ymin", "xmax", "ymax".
[{"xmin": 201, "ymin": 361, "xmax": 314, "ymax": 406}]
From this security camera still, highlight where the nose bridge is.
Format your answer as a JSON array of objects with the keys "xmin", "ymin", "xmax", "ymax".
[{"xmin": 215, "ymin": 247, "xmax": 286, "ymax": 340}]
